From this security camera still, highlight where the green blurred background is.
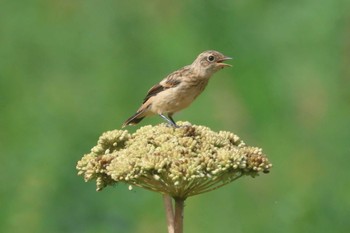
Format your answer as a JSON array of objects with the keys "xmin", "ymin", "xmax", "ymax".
[{"xmin": 1, "ymin": 0, "xmax": 349, "ymax": 232}]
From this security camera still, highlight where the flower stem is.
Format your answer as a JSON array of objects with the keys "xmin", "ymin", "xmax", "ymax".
[
  {"xmin": 174, "ymin": 198, "xmax": 185, "ymax": 233},
  {"xmin": 163, "ymin": 194, "xmax": 174, "ymax": 233}
]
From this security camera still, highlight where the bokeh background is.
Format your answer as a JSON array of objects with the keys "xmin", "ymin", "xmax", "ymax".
[{"xmin": 1, "ymin": 0, "xmax": 349, "ymax": 232}]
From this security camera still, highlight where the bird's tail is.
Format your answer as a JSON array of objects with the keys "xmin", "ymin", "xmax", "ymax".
[{"xmin": 122, "ymin": 110, "xmax": 145, "ymax": 128}]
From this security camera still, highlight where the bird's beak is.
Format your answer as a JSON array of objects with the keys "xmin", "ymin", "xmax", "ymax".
[{"xmin": 217, "ymin": 56, "xmax": 232, "ymax": 67}]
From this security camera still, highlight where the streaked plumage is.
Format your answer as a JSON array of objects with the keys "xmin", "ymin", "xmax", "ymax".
[{"xmin": 122, "ymin": 50, "xmax": 232, "ymax": 127}]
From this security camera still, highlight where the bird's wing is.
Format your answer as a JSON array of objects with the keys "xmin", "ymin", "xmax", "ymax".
[{"xmin": 142, "ymin": 66, "xmax": 190, "ymax": 104}]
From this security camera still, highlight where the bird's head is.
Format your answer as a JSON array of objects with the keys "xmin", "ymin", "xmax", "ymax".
[{"xmin": 192, "ymin": 50, "xmax": 232, "ymax": 77}]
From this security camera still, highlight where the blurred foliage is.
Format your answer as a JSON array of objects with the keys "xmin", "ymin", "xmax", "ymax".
[{"xmin": 1, "ymin": 0, "xmax": 349, "ymax": 233}]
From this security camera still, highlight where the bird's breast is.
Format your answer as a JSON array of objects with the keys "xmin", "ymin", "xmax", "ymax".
[{"xmin": 150, "ymin": 78, "xmax": 209, "ymax": 114}]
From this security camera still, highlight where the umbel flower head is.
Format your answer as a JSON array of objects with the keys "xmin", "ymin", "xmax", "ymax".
[{"xmin": 77, "ymin": 122, "xmax": 272, "ymax": 199}]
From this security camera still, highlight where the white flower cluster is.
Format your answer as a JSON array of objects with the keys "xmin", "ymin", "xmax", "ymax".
[{"xmin": 77, "ymin": 122, "xmax": 272, "ymax": 198}]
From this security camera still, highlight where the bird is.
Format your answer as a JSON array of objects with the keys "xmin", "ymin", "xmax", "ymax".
[{"xmin": 122, "ymin": 50, "xmax": 232, "ymax": 128}]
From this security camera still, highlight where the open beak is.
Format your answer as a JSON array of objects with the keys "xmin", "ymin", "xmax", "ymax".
[{"xmin": 217, "ymin": 56, "xmax": 232, "ymax": 67}]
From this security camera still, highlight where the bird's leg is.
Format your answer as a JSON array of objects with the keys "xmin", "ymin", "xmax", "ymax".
[
  {"xmin": 159, "ymin": 114, "xmax": 178, "ymax": 128},
  {"xmin": 167, "ymin": 114, "xmax": 178, "ymax": 127}
]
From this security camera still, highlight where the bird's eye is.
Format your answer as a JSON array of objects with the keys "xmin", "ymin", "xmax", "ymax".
[{"xmin": 207, "ymin": 55, "xmax": 215, "ymax": 62}]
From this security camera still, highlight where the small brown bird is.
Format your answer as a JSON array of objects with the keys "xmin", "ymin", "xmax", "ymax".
[{"xmin": 122, "ymin": 50, "xmax": 232, "ymax": 128}]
